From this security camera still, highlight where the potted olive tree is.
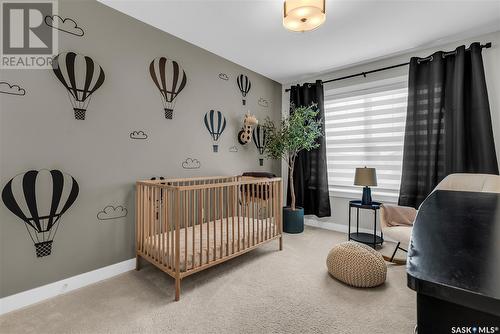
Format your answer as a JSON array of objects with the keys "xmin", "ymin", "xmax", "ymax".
[{"xmin": 262, "ymin": 104, "xmax": 323, "ymax": 233}]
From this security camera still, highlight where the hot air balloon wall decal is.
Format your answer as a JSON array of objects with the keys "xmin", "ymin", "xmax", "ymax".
[
  {"xmin": 237, "ymin": 74, "xmax": 251, "ymax": 106},
  {"xmin": 52, "ymin": 52, "xmax": 105, "ymax": 120},
  {"xmin": 149, "ymin": 57, "xmax": 187, "ymax": 119},
  {"xmin": 2, "ymin": 169, "xmax": 79, "ymax": 258},
  {"xmin": 204, "ymin": 110, "xmax": 226, "ymax": 153},
  {"xmin": 253, "ymin": 125, "xmax": 267, "ymax": 166}
]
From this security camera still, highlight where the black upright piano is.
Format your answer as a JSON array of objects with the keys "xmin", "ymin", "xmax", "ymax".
[{"xmin": 407, "ymin": 190, "xmax": 500, "ymax": 333}]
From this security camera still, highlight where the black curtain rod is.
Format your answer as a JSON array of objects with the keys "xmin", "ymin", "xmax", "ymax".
[{"xmin": 285, "ymin": 42, "xmax": 492, "ymax": 92}]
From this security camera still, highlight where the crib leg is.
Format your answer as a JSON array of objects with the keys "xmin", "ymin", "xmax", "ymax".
[
  {"xmin": 279, "ymin": 235, "xmax": 283, "ymax": 251},
  {"xmin": 175, "ymin": 276, "xmax": 181, "ymax": 301},
  {"xmin": 135, "ymin": 255, "xmax": 141, "ymax": 271}
]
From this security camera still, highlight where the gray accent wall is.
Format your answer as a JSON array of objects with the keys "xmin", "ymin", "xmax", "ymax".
[{"xmin": 0, "ymin": 0, "xmax": 282, "ymax": 297}]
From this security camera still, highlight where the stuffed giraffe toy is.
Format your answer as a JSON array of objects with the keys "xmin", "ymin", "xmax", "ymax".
[{"xmin": 238, "ymin": 113, "xmax": 258, "ymax": 145}]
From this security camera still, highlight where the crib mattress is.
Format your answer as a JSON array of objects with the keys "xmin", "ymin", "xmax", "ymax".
[{"xmin": 143, "ymin": 216, "xmax": 276, "ymax": 271}]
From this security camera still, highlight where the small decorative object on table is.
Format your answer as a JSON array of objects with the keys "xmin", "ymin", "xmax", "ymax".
[
  {"xmin": 348, "ymin": 200, "xmax": 383, "ymax": 248},
  {"xmin": 354, "ymin": 167, "xmax": 377, "ymax": 205}
]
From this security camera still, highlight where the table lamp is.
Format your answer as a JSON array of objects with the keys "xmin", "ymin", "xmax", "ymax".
[{"xmin": 354, "ymin": 167, "xmax": 377, "ymax": 205}]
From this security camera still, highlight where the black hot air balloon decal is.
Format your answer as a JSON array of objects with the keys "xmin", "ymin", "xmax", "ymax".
[
  {"xmin": 237, "ymin": 74, "xmax": 251, "ymax": 105},
  {"xmin": 204, "ymin": 110, "xmax": 226, "ymax": 152},
  {"xmin": 52, "ymin": 52, "xmax": 105, "ymax": 120},
  {"xmin": 150, "ymin": 57, "xmax": 187, "ymax": 119},
  {"xmin": 2, "ymin": 170, "xmax": 79, "ymax": 257},
  {"xmin": 253, "ymin": 125, "xmax": 267, "ymax": 166}
]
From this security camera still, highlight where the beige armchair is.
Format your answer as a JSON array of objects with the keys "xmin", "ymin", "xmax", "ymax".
[
  {"xmin": 380, "ymin": 204, "xmax": 416, "ymax": 262},
  {"xmin": 381, "ymin": 173, "xmax": 500, "ymax": 263}
]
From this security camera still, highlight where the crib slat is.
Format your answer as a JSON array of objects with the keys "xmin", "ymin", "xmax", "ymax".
[
  {"xmin": 264, "ymin": 182, "xmax": 268, "ymax": 241},
  {"xmin": 154, "ymin": 187, "xmax": 159, "ymax": 262},
  {"xmin": 231, "ymin": 185, "xmax": 235, "ymax": 255},
  {"xmin": 206, "ymin": 188, "xmax": 210, "ymax": 265},
  {"xmin": 237, "ymin": 185, "xmax": 241, "ymax": 253},
  {"xmin": 136, "ymin": 185, "xmax": 140, "ymax": 255},
  {"xmin": 279, "ymin": 180, "xmax": 283, "ymax": 241},
  {"xmin": 219, "ymin": 187, "xmax": 223, "ymax": 259},
  {"xmin": 212, "ymin": 187, "xmax": 216, "ymax": 262},
  {"xmin": 146, "ymin": 187, "xmax": 151, "ymax": 257},
  {"xmin": 161, "ymin": 188, "xmax": 166, "ymax": 268},
  {"xmin": 225, "ymin": 185, "xmax": 229, "ymax": 256},
  {"xmin": 160, "ymin": 187, "xmax": 165, "ymax": 267},
  {"xmin": 260, "ymin": 183, "xmax": 263, "ymax": 243},
  {"xmin": 251, "ymin": 183, "xmax": 254, "ymax": 246},
  {"xmin": 198, "ymin": 189, "xmax": 202, "ymax": 268},
  {"xmin": 258, "ymin": 183, "xmax": 262, "ymax": 242},
  {"xmin": 243, "ymin": 184, "xmax": 247, "ymax": 250},
  {"xmin": 191, "ymin": 190, "xmax": 195, "ymax": 270},
  {"xmin": 139, "ymin": 185, "xmax": 143, "ymax": 253},
  {"xmin": 145, "ymin": 186, "xmax": 148, "ymax": 256},
  {"xmin": 166, "ymin": 189, "xmax": 170, "ymax": 269},
  {"xmin": 184, "ymin": 190, "xmax": 187, "ymax": 272},
  {"xmin": 174, "ymin": 190, "xmax": 181, "ymax": 300}
]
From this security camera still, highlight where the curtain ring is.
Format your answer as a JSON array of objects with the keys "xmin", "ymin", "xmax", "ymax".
[{"xmin": 417, "ymin": 55, "xmax": 433, "ymax": 64}]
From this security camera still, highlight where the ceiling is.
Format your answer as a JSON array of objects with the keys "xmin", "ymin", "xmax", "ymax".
[{"xmin": 99, "ymin": 0, "xmax": 500, "ymax": 83}]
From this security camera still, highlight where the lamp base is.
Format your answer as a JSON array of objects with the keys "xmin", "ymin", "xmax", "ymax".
[{"xmin": 361, "ymin": 186, "xmax": 372, "ymax": 205}]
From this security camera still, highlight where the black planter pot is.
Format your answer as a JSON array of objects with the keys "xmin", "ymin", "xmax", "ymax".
[{"xmin": 283, "ymin": 206, "xmax": 304, "ymax": 234}]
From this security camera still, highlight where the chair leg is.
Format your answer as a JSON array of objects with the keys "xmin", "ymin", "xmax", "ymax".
[
  {"xmin": 390, "ymin": 242, "xmax": 401, "ymax": 262},
  {"xmin": 279, "ymin": 235, "xmax": 283, "ymax": 251}
]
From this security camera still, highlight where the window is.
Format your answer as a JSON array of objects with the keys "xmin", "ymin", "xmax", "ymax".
[{"xmin": 324, "ymin": 78, "xmax": 408, "ymax": 203}]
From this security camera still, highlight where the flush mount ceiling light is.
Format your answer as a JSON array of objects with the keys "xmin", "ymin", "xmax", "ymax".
[{"xmin": 283, "ymin": 0, "xmax": 326, "ymax": 32}]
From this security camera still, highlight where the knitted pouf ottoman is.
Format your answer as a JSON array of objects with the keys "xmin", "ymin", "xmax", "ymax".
[{"xmin": 326, "ymin": 241, "xmax": 387, "ymax": 287}]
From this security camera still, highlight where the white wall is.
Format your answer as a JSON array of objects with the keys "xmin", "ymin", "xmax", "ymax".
[{"xmin": 282, "ymin": 31, "xmax": 500, "ymax": 231}]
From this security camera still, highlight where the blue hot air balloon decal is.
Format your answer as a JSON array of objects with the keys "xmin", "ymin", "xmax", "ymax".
[
  {"xmin": 204, "ymin": 110, "xmax": 226, "ymax": 152},
  {"xmin": 2, "ymin": 169, "xmax": 79, "ymax": 257}
]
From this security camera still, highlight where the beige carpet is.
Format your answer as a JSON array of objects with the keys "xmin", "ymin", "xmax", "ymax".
[{"xmin": 0, "ymin": 226, "xmax": 416, "ymax": 334}]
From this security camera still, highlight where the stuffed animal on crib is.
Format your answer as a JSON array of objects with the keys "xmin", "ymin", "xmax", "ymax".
[{"xmin": 238, "ymin": 113, "xmax": 258, "ymax": 145}]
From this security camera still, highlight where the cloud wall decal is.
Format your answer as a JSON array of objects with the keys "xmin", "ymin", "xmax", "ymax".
[
  {"xmin": 130, "ymin": 131, "xmax": 148, "ymax": 140},
  {"xmin": 45, "ymin": 15, "xmax": 84, "ymax": 37},
  {"xmin": 97, "ymin": 205, "xmax": 128, "ymax": 220},
  {"xmin": 229, "ymin": 145, "xmax": 238, "ymax": 152},
  {"xmin": 218, "ymin": 73, "xmax": 229, "ymax": 81},
  {"xmin": 258, "ymin": 98, "xmax": 269, "ymax": 108},
  {"xmin": 182, "ymin": 158, "xmax": 201, "ymax": 169},
  {"xmin": 0, "ymin": 82, "xmax": 26, "ymax": 96}
]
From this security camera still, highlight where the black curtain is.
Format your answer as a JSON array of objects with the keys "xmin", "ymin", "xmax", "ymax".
[
  {"xmin": 399, "ymin": 42, "xmax": 499, "ymax": 208},
  {"xmin": 288, "ymin": 80, "xmax": 331, "ymax": 217}
]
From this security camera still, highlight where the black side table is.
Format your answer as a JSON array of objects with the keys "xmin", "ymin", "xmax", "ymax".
[{"xmin": 348, "ymin": 200, "xmax": 383, "ymax": 248}]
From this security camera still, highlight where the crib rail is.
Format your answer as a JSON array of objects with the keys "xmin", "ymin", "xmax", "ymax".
[{"xmin": 136, "ymin": 175, "xmax": 283, "ymax": 300}]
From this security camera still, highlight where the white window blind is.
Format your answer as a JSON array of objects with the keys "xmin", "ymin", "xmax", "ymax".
[{"xmin": 324, "ymin": 79, "xmax": 408, "ymax": 203}]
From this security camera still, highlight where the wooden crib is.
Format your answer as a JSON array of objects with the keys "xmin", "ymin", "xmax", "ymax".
[{"xmin": 135, "ymin": 175, "xmax": 283, "ymax": 300}]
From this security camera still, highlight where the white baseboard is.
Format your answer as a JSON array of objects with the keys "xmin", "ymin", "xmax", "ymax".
[
  {"xmin": 304, "ymin": 218, "xmax": 397, "ymax": 243},
  {"xmin": 0, "ymin": 258, "xmax": 135, "ymax": 316},
  {"xmin": 304, "ymin": 218, "xmax": 373, "ymax": 234}
]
